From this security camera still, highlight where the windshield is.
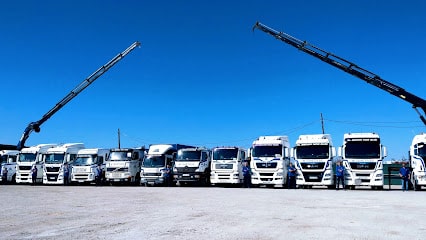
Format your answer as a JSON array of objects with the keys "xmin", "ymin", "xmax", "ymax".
[
  {"xmin": 252, "ymin": 146, "xmax": 282, "ymax": 158},
  {"xmin": 73, "ymin": 155, "xmax": 97, "ymax": 166},
  {"xmin": 213, "ymin": 148, "xmax": 238, "ymax": 160},
  {"xmin": 18, "ymin": 153, "xmax": 37, "ymax": 162},
  {"xmin": 0, "ymin": 155, "xmax": 8, "ymax": 164},
  {"xmin": 176, "ymin": 151, "xmax": 201, "ymax": 161},
  {"xmin": 44, "ymin": 154, "xmax": 65, "ymax": 164},
  {"xmin": 416, "ymin": 143, "xmax": 426, "ymax": 158},
  {"xmin": 296, "ymin": 145, "xmax": 329, "ymax": 159},
  {"xmin": 142, "ymin": 156, "xmax": 165, "ymax": 167},
  {"xmin": 108, "ymin": 152, "xmax": 130, "ymax": 161},
  {"xmin": 345, "ymin": 141, "xmax": 380, "ymax": 159}
]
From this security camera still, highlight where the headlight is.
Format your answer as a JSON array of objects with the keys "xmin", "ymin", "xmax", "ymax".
[
  {"xmin": 277, "ymin": 172, "xmax": 283, "ymax": 176},
  {"xmin": 376, "ymin": 174, "xmax": 382, "ymax": 178}
]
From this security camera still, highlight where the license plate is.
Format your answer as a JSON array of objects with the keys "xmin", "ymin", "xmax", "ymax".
[
  {"xmin": 49, "ymin": 177, "xmax": 55, "ymax": 180},
  {"xmin": 183, "ymin": 174, "xmax": 190, "ymax": 177},
  {"xmin": 113, "ymin": 173, "xmax": 121, "ymax": 178},
  {"xmin": 309, "ymin": 176, "xmax": 319, "ymax": 180}
]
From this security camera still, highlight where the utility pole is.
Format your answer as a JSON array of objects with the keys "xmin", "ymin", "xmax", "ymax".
[
  {"xmin": 118, "ymin": 128, "xmax": 121, "ymax": 149},
  {"xmin": 320, "ymin": 113, "xmax": 325, "ymax": 134}
]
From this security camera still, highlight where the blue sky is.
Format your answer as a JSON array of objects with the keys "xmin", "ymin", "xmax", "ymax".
[{"xmin": 1, "ymin": 0, "xmax": 425, "ymax": 160}]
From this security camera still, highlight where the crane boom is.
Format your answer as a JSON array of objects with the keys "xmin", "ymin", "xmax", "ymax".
[
  {"xmin": 253, "ymin": 21, "xmax": 426, "ymax": 125},
  {"xmin": 17, "ymin": 41, "xmax": 141, "ymax": 150}
]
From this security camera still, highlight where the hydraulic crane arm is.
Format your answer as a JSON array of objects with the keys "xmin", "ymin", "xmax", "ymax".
[
  {"xmin": 17, "ymin": 41, "xmax": 141, "ymax": 150},
  {"xmin": 253, "ymin": 21, "xmax": 426, "ymax": 125}
]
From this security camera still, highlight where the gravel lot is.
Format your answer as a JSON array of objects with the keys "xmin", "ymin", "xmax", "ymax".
[{"xmin": 1, "ymin": 184, "xmax": 425, "ymax": 240}]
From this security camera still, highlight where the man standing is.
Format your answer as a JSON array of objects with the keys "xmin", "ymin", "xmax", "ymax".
[
  {"xmin": 2, "ymin": 166, "xmax": 8, "ymax": 184},
  {"xmin": 399, "ymin": 162, "xmax": 410, "ymax": 192},
  {"xmin": 287, "ymin": 162, "xmax": 297, "ymax": 189},
  {"xmin": 63, "ymin": 162, "xmax": 70, "ymax": 186},
  {"xmin": 31, "ymin": 165, "xmax": 38, "ymax": 185},
  {"xmin": 161, "ymin": 164, "xmax": 172, "ymax": 187},
  {"xmin": 95, "ymin": 165, "xmax": 102, "ymax": 186},
  {"xmin": 336, "ymin": 160, "xmax": 345, "ymax": 190},
  {"xmin": 242, "ymin": 161, "xmax": 252, "ymax": 188}
]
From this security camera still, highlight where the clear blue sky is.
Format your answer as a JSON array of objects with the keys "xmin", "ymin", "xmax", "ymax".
[{"xmin": 1, "ymin": 0, "xmax": 425, "ymax": 160}]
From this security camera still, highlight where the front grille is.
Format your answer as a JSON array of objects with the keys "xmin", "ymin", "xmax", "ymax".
[
  {"xmin": 46, "ymin": 167, "xmax": 60, "ymax": 172},
  {"xmin": 46, "ymin": 174, "xmax": 58, "ymax": 181},
  {"xmin": 256, "ymin": 162, "xmax": 277, "ymax": 168},
  {"xmin": 215, "ymin": 164, "xmax": 233, "ymax": 169},
  {"xmin": 300, "ymin": 162, "xmax": 325, "ymax": 170},
  {"xmin": 302, "ymin": 172, "xmax": 323, "ymax": 182},
  {"xmin": 259, "ymin": 172, "xmax": 274, "ymax": 177},
  {"xmin": 144, "ymin": 173, "xmax": 161, "ymax": 177},
  {"xmin": 350, "ymin": 162, "xmax": 376, "ymax": 170},
  {"xmin": 18, "ymin": 166, "xmax": 32, "ymax": 171},
  {"xmin": 176, "ymin": 167, "xmax": 198, "ymax": 173}
]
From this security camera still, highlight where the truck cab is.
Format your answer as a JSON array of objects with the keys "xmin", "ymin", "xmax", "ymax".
[
  {"xmin": 140, "ymin": 144, "xmax": 194, "ymax": 186},
  {"xmin": 16, "ymin": 144, "xmax": 57, "ymax": 184},
  {"xmin": 210, "ymin": 147, "xmax": 246, "ymax": 185},
  {"xmin": 292, "ymin": 134, "xmax": 336, "ymax": 188},
  {"xmin": 71, "ymin": 148, "xmax": 110, "ymax": 184},
  {"xmin": 174, "ymin": 147, "xmax": 211, "ymax": 186},
  {"xmin": 338, "ymin": 133, "xmax": 387, "ymax": 190},
  {"xmin": 250, "ymin": 136, "xmax": 290, "ymax": 187},
  {"xmin": 43, "ymin": 143, "xmax": 85, "ymax": 185},
  {"xmin": 409, "ymin": 133, "xmax": 426, "ymax": 190},
  {"xmin": 105, "ymin": 147, "xmax": 145, "ymax": 184},
  {"xmin": 0, "ymin": 150, "xmax": 19, "ymax": 184}
]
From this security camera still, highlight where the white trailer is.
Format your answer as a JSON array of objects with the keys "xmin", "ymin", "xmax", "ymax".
[
  {"xmin": 16, "ymin": 144, "xmax": 57, "ymax": 184},
  {"xmin": 105, "ymin": 147, "xmax": 145, "ymax": 184},
  {"xmin": 291, "ymin": 134, "xmax": 336, "ymax": 188},
  {"xmin": 0, "ymin": 150, "xmax": 19, "ymax": 183},
  {"xmin": 409, "ymin": 133, "xmax": 426, "ymax": 190},
  {"xmin": 140, "ymin": 144, "xmax": 193, "ymax": 186},
  {"xmin": 174, "ymin": 147, "xmax": 211, "ymax": 186},
  {"xmin": 43, "ymin": 143, "xmax": 85, "ymax": 185},
  {"xmin": 338, "ymin": 133, "xmax": 387, "ymax": 190},
  {"xmin": 249, "ymin": 136, "xmax": 290, "ymax": 187},
  {"xmin": 71, "ymin": 148, "xmax": 110, "ymax": 184},
  {"xmin": 210, "ymin": 147, "xmax": 246, "ymax": 185}
]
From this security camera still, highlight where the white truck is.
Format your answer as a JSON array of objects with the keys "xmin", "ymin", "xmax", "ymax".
[
  {"xmin": 0, "ymin": 150, "xmax": 19, "ymax": 184},
  {"xmin": 16, "ymin": 144, "xmax": 57, "ymax": 184},
  {"xmin": 338, "ymin": 133, "xmax": 387, "ymax": 190},
  {"xmin": 71, "ymin": 148, "xmax": 110, "ymax": 184},
  {"xmin": 210, "ymin": 147, "xmax": 246, "ymax": 186},
  {"xmin": 43, "ymin": 143, "xmax": 85, "ymax": 185},
  {"xmin": 249, "ymin": 136, "xmax": 290, "ymax": 187},
  {"xmin": 105, "ymin": 147, "xmax": 145, "ymax": 184},
  {"xmin": 409, "ymin": 133, "xmax": 426, "ymax": 190},
  {"xmin": 291, "ymin": 134, "xmax": 336, "ymax": 188},
  {"xmin": 173, "ymin": 147, "xmax": 211, "ymax": 186},
  {"xmin": 140, "ymin": 144, "xmax": 194, "ymax": 186}
]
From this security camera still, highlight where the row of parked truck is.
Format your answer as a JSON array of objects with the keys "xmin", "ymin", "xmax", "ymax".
[{"xmin": 1, "ymin": 132, "xmax": 426, "ymax": 190}]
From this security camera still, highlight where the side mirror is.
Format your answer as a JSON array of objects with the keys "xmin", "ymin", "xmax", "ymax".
[
  {"xmin": 337, "ymin": 147, "xmax": 343, "ymax": 157},
  {"xmin": 331, "ymin": 147, "xmax": 336, "ymax": 158},
  {"xmin": 382, "ymin": 146, "xmax": 387, "ymax": 158}
]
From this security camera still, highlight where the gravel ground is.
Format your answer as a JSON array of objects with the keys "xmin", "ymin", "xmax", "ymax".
[{"xmin": 0, "ymin": 184, "xmax": 425, "ymax": 240}]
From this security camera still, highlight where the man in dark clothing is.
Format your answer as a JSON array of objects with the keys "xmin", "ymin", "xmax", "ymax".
[
  {"xmin": 336, "ymin": 160, "xmax": 345, "ymax": 190},
  {"xmin": 63, "ymin": 163, "xmax": 70, "ymax": 186},
  {"xmin": 242, "ymin": 161, "xmax": 252, "ymax": 188},
  {"xmin": 2, "ymin": 166, "xmax": 8, "ymax": 184},
  {"xmin": 31, "ymin": 165, "xmax": 38, "ymax": 185},
  {"xmin": 161, "ymin": 164, "xmax": 172, "ymax": 187},
  {"xmin": 399, "ymin": 162, "xmax": 410, "ymax": 191},
  {"xmin": 95, "ymin": 165, "xmax": 102, "ymax": 186},
  {"xmin": 287, "ymin": 162, "xmax": 297, "ymax": 189}
]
